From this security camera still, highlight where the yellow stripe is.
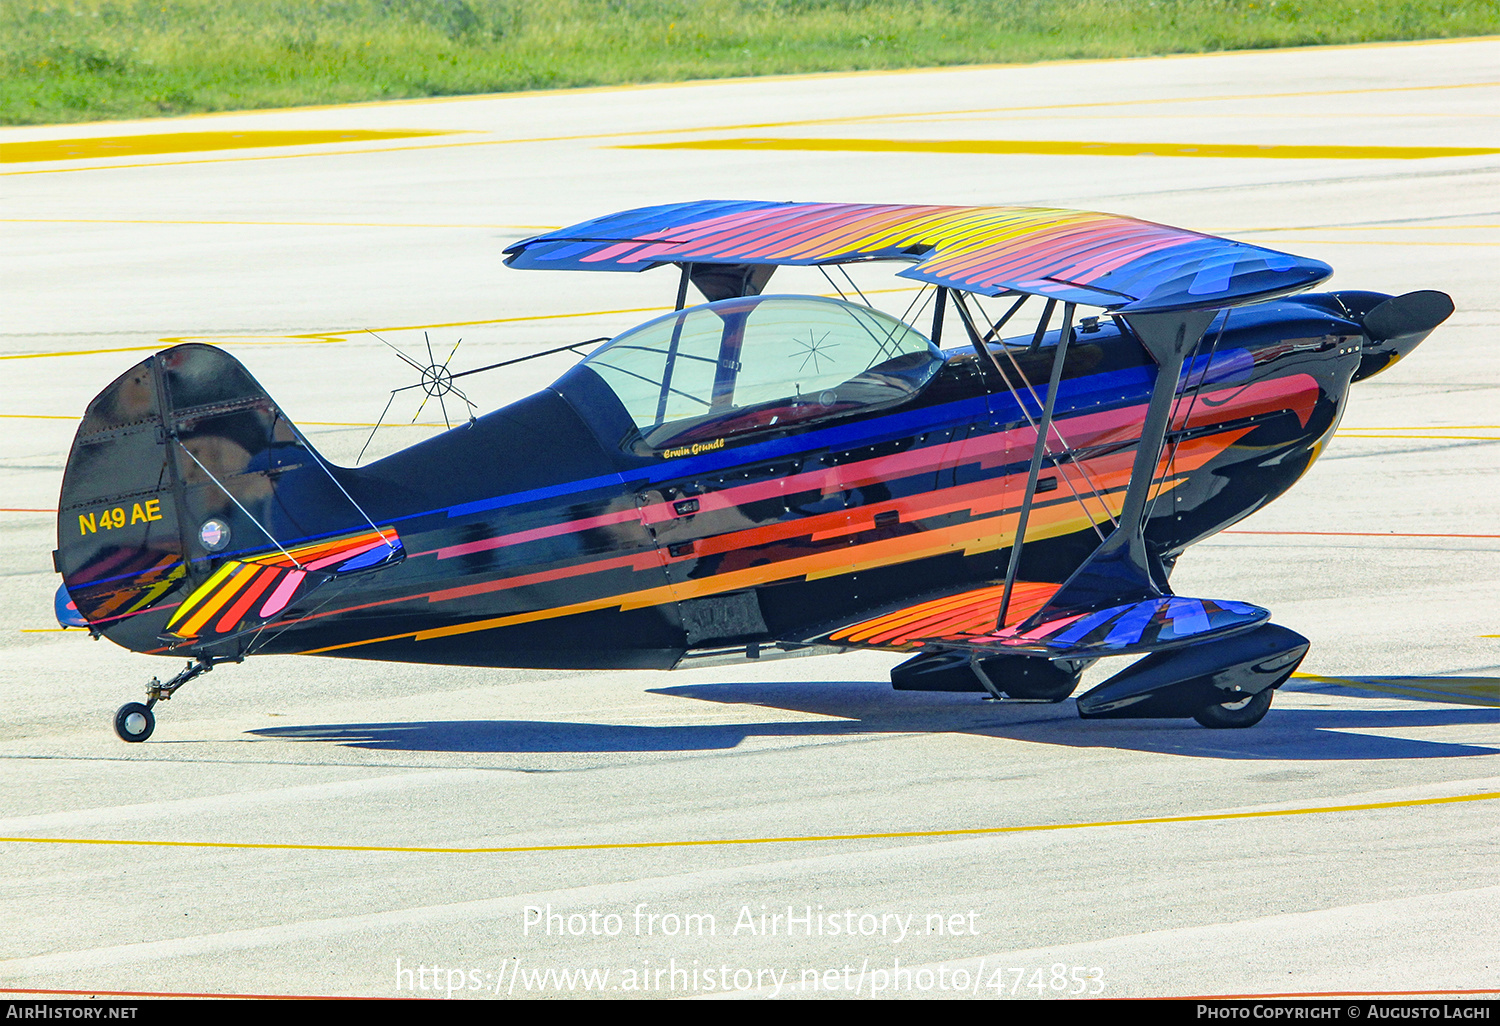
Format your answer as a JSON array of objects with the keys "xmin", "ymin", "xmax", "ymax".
[
  {"xmin": 0, "ymin": 130, "xmax": 451, "ymax": 164},
  {"xmin": 621, "ymin": 137, "xmax": 1500, "ymax": 160},
  {"xmin": 1296, "ymin": 673, "xmax": 1500, "ymax": 707},
  {"xmin": 163, "ymin": 560, "xmax": 242, "ymax": 630},
  {"xmin": 0, "ymin": 287, "xmax": 916, "ymax": 364},
  {"xmin": 10, "ymin": 74, "xmax": 1498, "ymax": 179},
  {"xmin": 2, "ymin": 792, "xmax": 1493, "ymax": 856},
  {"xmin": 176, "ymin": 562, "xmax": 264, "ymax": 638}
]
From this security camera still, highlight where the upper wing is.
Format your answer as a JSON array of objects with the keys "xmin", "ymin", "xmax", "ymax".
[{"xmin": 503, "ymin": 201, "xmax": 1331, "ymax": 313}]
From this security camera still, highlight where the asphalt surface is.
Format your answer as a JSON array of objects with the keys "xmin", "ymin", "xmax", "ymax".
[{"xmin": 1, "ymin": 37, "xmax": 1497, "ymax": 1000}]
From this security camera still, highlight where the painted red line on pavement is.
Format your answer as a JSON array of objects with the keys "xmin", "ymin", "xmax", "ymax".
[
  {"xmin": 0, "ymin": 508, "xmax": 54, "ymax": 513},
  {"xmin": 1224, "ymin": 530, "xmax": 1500, "ymax": 539}
]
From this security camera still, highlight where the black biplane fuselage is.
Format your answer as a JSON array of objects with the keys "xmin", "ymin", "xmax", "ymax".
[{"xmin": 53, "ymin": 202, "xmax": 1452, "ymax": 740}]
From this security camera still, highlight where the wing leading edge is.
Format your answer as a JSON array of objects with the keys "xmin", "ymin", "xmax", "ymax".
[{"xmin": 503, "ymin": 200, "xmax": 1331, "ymax": 313}]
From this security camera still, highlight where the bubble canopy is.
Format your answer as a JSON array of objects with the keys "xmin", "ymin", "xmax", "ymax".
[{"xmin": 577, "ymin": 295, "xmax": 944, "ymax": 453}]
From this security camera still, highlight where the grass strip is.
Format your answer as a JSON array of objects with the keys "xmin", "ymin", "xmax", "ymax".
[{"xmin": 3, "ymin": 0, "xmax": 1498, "ymax": 125}]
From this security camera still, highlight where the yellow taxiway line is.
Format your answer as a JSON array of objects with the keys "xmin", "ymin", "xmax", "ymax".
[
  {"xmin": 621, "ymin": 137, "xmax": 1500, "ymax": 160},
  {"xmin": 1, "ymin": 791, "xmax": 1493, "ymax": 857}
]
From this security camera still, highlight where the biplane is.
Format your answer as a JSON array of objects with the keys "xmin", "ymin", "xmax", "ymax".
[{"xmin": 51, "ymin": 201, "xmax": 1453, "ymax": 742}]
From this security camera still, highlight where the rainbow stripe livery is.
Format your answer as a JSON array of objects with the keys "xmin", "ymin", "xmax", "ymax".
[
  {"xmin": 54, "ymin": 200, "xmax": 1454, "ymax": 739},
  {"xmin": 505, "ymin": 201, "xmax": 1331, "ymax": 312},
  {"xmin": 164, "ymin": 529, "xmax": 401, "ymax": 641}
]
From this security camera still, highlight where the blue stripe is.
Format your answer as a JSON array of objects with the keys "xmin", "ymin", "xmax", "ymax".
[
  {"xmin": 1051, "ymin": 606, "xmax": 1124, "ymax": 646},
  {"xmin": 434, "ymin": 352, "xmax": 1193, "ymax": 519},
  {"xmin": 1164, "ymin": 597, "xmax": 1210, "ymax": 639},
  {"xmin": 445, "ymin": 471, "xmax": 627, "ymax": 517},
  {"xmin": 411, "ymin": 339, "xmax": 1249, "ymax": 525},
  {"xmin": 1102, "ymin": 599, "xmax": 1162, "ymax": 646}
]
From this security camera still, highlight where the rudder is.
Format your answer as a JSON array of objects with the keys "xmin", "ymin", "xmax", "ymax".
[{"xmin": 55, "ymin": 344, "xmax": 400, "ymax": 656}]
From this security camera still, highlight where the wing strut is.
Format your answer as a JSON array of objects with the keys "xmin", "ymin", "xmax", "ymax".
[
  {"xmin": 1038, "ymin": 308, "xmax": 1217, "ymax": 614},
  {"xmin": 795, "ymin": 302, "xmax": 1271, "ymax": 661},
  {"xmin": 974, "ymin": 305, "xmax": 1270, "ymax": 658},
  {"xmin": 952, "ymin": 296, "xmax": 1076, "ymax": 628}
]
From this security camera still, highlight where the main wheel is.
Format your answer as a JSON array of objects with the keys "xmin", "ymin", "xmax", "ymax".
[
  {"xmin": 1192, "ymin": 688, "xmax": 1273, "ymax": 729},
  {"xmin": 114, "ymin": 702, "xmax": 155, "ymax": 742}
]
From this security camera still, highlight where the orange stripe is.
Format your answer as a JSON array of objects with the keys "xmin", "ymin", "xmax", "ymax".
[
  {"xmin": 842, "ymin": 586, "xmax": 1009, "ymax": 642},
  {"xmin": 286, "ymin": 528, "xmax": 392, "ymax": 557},
  {"xmin": 892, "ymin": 594, "xmax": 1012, "ymax": 640},
  {"xmin": 165, "ymin": 560, "xmax": 243, "ymax": 630},
  {"xmin": 942, "ymin": 583, "xmax": 1058, "ymax": 640},
  {"xmin": 177, "ymin": 563, "xmax": 260, "ymax": 637},
  {"xmin": 403, "ymin": 501, "xmax": 1119, "ymax": 649},
  {"xmin": 846, "ymin": 580, "xmax": 1059, "ymax": 646},
  {"xmin": 252, "ymin": 528, "xmax": 397, "ymax": 568}
]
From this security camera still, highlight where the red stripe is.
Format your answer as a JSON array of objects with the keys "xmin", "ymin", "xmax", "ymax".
[{"xmin": 214, "ymin": 567, "xmax": 281, "ymax": 633}]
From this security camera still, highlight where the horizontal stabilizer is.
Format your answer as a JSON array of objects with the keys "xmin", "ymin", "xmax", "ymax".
[{"xmin": 162, "ymin": 528, "xmax": 402, "ymax": 643}]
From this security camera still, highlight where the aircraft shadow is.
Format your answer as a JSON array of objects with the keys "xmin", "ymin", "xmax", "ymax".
[{"xmin": 249, "ymin": 680, "xmax": 1498, "ymax": 760}]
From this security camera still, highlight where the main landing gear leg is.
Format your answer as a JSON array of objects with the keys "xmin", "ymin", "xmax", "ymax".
[{"xmin": 113, "ymin": 657, "xmax": 218, "ymax": 743}]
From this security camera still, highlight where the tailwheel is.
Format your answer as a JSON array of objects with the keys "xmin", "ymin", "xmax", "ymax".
[
  {"xmin": 112, "ymin": 656, "xmax": 223, "ymax": 742},
  {"xmin": 1193, "ymin": 688, "xmax": 1273, "ymax": 729},
  {"xmin": 114, "ymin": 702, "xmax": 155, "ymax": 742}
]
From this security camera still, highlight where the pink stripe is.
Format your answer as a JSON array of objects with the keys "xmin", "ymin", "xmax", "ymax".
[
  {"xmin": 436, "ymin": 507, "xmax": 642, "ymax": 560},
  {"xmin": 580, "ymin": 242, "xmax": 648, "ymax": 264},
  {"xmin": 1019, "ymin": 611, "xmax": 1089, "ymax": 640},
  {"xmin": 258, "ymin": 570, "xmax": 305, "ymax": 619}
]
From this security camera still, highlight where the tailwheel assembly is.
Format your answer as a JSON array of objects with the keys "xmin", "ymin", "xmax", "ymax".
[{"xmin": 112, "ymin": 656, "xmax": 220, "ymax": 743}]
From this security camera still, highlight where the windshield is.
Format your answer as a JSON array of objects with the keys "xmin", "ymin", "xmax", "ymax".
[{"xmin": 580, "ymin": 294, "xmax": 942, "ymax": 453}]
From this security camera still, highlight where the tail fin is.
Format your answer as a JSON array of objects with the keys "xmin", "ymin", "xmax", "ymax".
[{"xmin": 55, "ymin": 344, "xmax": 401, "ymax": 656}]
